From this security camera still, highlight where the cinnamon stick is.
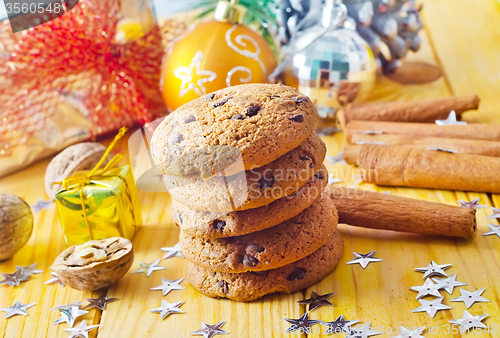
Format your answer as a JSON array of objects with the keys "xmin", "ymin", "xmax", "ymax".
[
  {"xmin": 345, "ymin": 120, "xmax": 500, "ymax": 143},
  {"xmin": 327, "ymin": 186, "xmax": 476, "ymax": 238},
  {"xmin": 356, "ymin": 144, "xmax": 500, "ymax": 193}
]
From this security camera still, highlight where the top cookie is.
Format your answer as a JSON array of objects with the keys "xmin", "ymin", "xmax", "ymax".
[{"xmin": 151, "ymin": 84, "xmax": 317, "ymax": 179}]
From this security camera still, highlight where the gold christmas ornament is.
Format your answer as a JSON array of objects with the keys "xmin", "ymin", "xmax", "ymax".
[{"xmin": 160, "ymin": 0, "xmax": 277, "ymax": 111}]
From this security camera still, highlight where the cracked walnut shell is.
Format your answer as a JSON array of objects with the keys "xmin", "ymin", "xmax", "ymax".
[
  {"xmin": 0, "ymin": 194, "xmax": 33, "ymax": 261},
  {"xmin": 51, "ymin": 237, "xmax": 133, "ymax": 291}
]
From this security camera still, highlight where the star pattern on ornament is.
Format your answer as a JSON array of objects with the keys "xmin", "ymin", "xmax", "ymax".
[
  {"xmin": 415, "ymin": 261, "xmax": 451, "ymax": 279},
  {"xmin": 30, "ymin": 199, "xmax": 54, "ymax": 212},
  {"xmin": 161, "ymin": 242, "xmax": 184, "ymax": 260},
  {"xmin": 53, "ymin": 306, "xmax": 89, "ymax": 327},
  {"xmin": 285, "ymin": 312, "xmax": 323, "ymax": 333},
  {"xmin": 426, "ymin": 147, "xmax": 457, "ymax": 154},
  {"xmin": 0, "ymin": 301, "xmax": 36, "ymax": 319},
  {"xmin": 450, "ymin": 288, "xmax": 489, "ymax": 308},
  {"xmin": 174, "ymin": 51, "xmax": 217, "ymax": 98},
  {"xmin": 83, "ymin": 295, "xmax": 118, "ymax": 311},
  {"xmin": 435, "ymin": 111, "xmax": 467, "ymax": 126},
  {"xmin": 431, "ymin": 274, "xmax": 467, "ymax": 294},
  {"xmin": 190, "ymin": 321, "xmax": 228, "ymax": 338},
  {"xmin": 149, "ymin": 300, "xmax": 185, "ymax": 320},
  {"xmin": 322, "ymin": 315, "xmax": 360, "ymax": 335},
  {"xmin": 487, "ymin": 207, "xmax": 500, "ymax": 219},
  {"xmin": 44, "ymin": 272, "xmax": 65, "ymax": 287},
  {"xmin": 131, "ymin": 258, "xmax": 165, "ymax": 277},
  {"xmin": 449, "ymin": 310, "xmax": 488, "ymax": 334},
  {"xmin": 346, "ymin": 251, "xmax": 383, "ymax": 269},
  {"xmin": 410, "ymin": 278, "xmax": 442, "ymax": 299},
  {"xmin": 390, "ymin": 326, "xmax": 426, "ymax": 338},
  {"xmin": 457, "ymin": 198, "xmax": 488, "ymax": 209},
  {"xmin": 412, "ymin": 297, "xmax": 452, "ymax": 318},
  {"xmin": 346, "ymin": 322, "xmax": 382, "ymax": 338},
  {"xmin": 326, "ymin": 151, "xmax": 347, "ymax": 165},
  {"xmin": 50, "ymin": 302, "xmax": 85, "ymax": 311},
  {"xmin": 64, "ymin": 320, "xmax": 100, "ymax": 338},
  {"xmin": 150, "ymin": 277, "xmax": 185, "ymax": 296},
  {"xmin": 297, "ymin": 291, "xmax": 334, "ymax": 312},
  {"xmin": 328, "ymin": 174, "xmax": 342, "ymax": 185},
  {"xmin": 483, "ymin": 223, "xmax": 500, "ymax": 238}
]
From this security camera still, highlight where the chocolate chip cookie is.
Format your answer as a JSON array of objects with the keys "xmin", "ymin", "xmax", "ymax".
[
  {"xmin": 179, "ymin": 193, "xmax": 338, "ymax": 273},
  {"xmin": 186, "ymin": 229, "xmax": 344, "ymax": 302}
]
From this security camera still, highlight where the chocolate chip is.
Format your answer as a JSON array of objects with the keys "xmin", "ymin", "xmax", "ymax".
[
  {"xmin": 177, "ymin": 212, "xmax": 183, "ymax": 224},
  {"xmin": 230, "ymin": 114, "xmax": 244, "ymax": 120},
  {"xmin": 299, "ymin": 155, "xmax": 311, "ymax": 162},
  {"xmin": 309, "ymin": 162, "xmax": 315, "ymax": 168},
  {"xmin": 246, "ymin": 105, "xmax": 260, "ymax": 117},
  {"xmin": 169, "ymin": 133, "xmax": 183, "ymax": 145},
  {"xmin": 247, "ymin": 244, "xmax": 265, "ymax": 254},
  {"xmin": 217, "ymin": 280, "xmax": 229, "ymax": 294},
  {"xmin": 289, "ymin": 114, "xmax": 304, "ymax": 123},
  {"xmin": 242, "ymin": 254, "xmax": 259, "ymax": 267},
  {"xmin": 291, "ymin": 96, "xmax": 307, "ymax": 104},
  {"xmin": 315, "ymin": 171, "xmax": 324, "ymax": 180},
  {"xmin": 213, "ymin": 96, "xmax": 231, "ymax": 108},
  {"xmin": 287, "ymin": 267, "xmax": 306, "ymax": 281},
  {"xmin": 182, "ymin": 115, "xmax": 196, "ymax": 124},
  {"xmin": 212, "ymin": 220, "xmax": 226, "ymax": 231},
  {"xmin": 259, "ymin": 175, "xmax": 275, "ymax": 189},
  {"xmin": 205, "ymin": 93, "xmax": 215, "ymax": 100}
]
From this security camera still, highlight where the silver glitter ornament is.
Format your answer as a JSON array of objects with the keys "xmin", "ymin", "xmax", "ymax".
[
  {"xmin": 346, "ymin": 251, "xmax": 383, "ymax": 269},
  {"xmin": 0, "ymin": 300, "xmax": 36, "ymax": 319},
  {"xmin": 412, "ymin": 297, "xmax": 452, "ymax": 318},
  {"xmin": 391, "ymin": 326, "xmax": 426, "ymax": 338},
  {"xmin": 83, "ymin": 295, "xmax": 118, "ymax": 311},
  {"xmin": 64, "ymin": 320, "xmax": 99, "ymax": 338},
  {"xmin": 17, "ymin": 263, "xmax": 43, "ymax": 278},
  {"xmin": 328, "ymin": 174, "xmax": 342, "ymax": 185},
  {"xmin": 30, "ymin": 199, "xmax": 54, "ymax": 212},
  {"xmin": 149, "ymin": 300, "xmax": 185, "ymax": 320},
  {"xmin": 409, "ymin": 278, "xmax": 442, "ymax": 299},
  {"xmin": 435, "ymin": 111, "xmax": 467, "ymax": 126},
  {"xmin": 450, "ymin": 288, "xmax": 490, "ymax": 308},
  {"xmin": 457, "ymin": 198, "xmax": 488, "ymax": 210},
  {"xmin": 161, "ymin": 242, "xmax": 184, "ymax": 260},
  {"xmin": 50, "ymin": 302, "xmax": 85, "ymax": 311},
  {"xmin": 449, "ymin": 310, "xmax": 488, "ymax": 334},
  {"xmin": 285, "ymin": 312, "xmax": 323, "ymax": 333},
  {"xmin": 45, "ymin": 272, "xmax": 65, "ymax": 287},
  {"xmin": 431, "ymin": 274, "xmax": 467, "ymax": 294},
  {"xmin": 191, "ymin": 321, "xmax": 229, "ymax": 338},
  {"xmin": 414, "ymin": 261, "xmax": 451, "ymax": 279},
  {"xmin": 326, "ymin": 151, "xmax": 347, "ymax": 165},
  {"xmin": 483, "ymin": 223, "xmax": 500, "ymax": 238},
  {"xmin": 131, "ymin": 259, "xmax": 166, "ymax": 277},
  {"xmin": 54, "ymin": 306, "xmax": 89, "ymax": 327},
  {"xmin": 0, "ymin": 269, "xmax": 25, "ymax": 287},
  {"xmin": 323, "ymin": 314, "xmax": 360, "ymax": 334},
  {"xmin": 346, "ymin": 322, "xmax": 382, "ymax": 338},
  {"xmin": 487, "ymin": 207, "xmax": 500, "ymax": 219},
  {"xmin": 298, "ymin": 291, "xmax": 334, "ymax": 311},
  {"xmin": 150, "ymin": 277, "xmax": 185, "ymax": 296}
]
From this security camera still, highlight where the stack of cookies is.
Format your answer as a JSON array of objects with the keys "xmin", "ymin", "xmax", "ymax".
[{"xmin": 151, "ymin": 84, "xmax": 343, "ymax": 301}]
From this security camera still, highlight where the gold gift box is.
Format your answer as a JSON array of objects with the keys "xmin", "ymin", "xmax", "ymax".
[{"xmin": 55, "ymin": 165, "xmax": 142, "ymax": 246}]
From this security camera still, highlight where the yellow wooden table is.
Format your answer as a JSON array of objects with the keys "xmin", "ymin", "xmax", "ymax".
[{"xmin": 1, "ymin": 0, "xmax": 500, "ymax": 337}]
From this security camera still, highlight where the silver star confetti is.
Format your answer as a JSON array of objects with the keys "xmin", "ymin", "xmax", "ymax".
[
  {"xmin": 435, "ymin": 111, "xmax": 467, "ymax": 126},
  {"xmin": 426, "ymin": 147, "xmax": 457, "ymax": 154},
  {"xmin": 0, "ymin": 301, "xmax": 36, "ymax": 319},
  {"xmin": 457, "ymin": 198, "xmax": 488, "ymax": 209},
  {"xmin": 431, "ymin": 274, "xmax": 467, "ymax": 294},
  {"xmin": 17, "ymin": 263, "xmax": 43, "ymax": 278},
  {"xmin": 449, "ymin": 310, "xmax": 488, "ymax": 334},
  {"xmin": 54, "ymin": 306, "xmax": 89, "ymax": 327},
  {"xmin": 346, "ymin": 322, "xmax": 382, "ymax": 338},
  {"xmin": 0, "ymin": 269, "xmax": 25, "ymax": 287},
  {"xmin": 326, "ymin": 151, "xmax": 347, "ymax": 165},
  {"xmin": 483, "ymin": 223, "xmax": 500, "ymax": 238},
  {"xmin": 131, "ymin": 258, "xmax": 165, "ymax": 277},
  {"xmin": 64, "ymin": 320, "xmax": 99, "ymax": 338},
  {"xmin": 50, "ymin": 302, "xmax": 85, "ymax": 311},
  {"xmin": 31, "ymin": 199, "xmax": 54, "ymax": 212},
  {"xmin": 328, "ymin": 174, "xmax": 342, "ymax": 185},
  {"xmin": 415, "ymin": 261, "xmax": 451, "ymax": 278},
  {"xmin": 346, "ymin": 251, "xmax": 383, "ymax": 269},
  {"xmin": 191, "ymin": 321, "xmax": 228, "ymax": 338},
  {"xmin": 150, "ymin": 277, "xmax": 185, "ymax": 296},
  {"xmin": 83, "ymin": 295, "xmax": 118, "ymax": 311},
  {"xmin": 161, "ymin": 243, "xmax": 184, "ymax": 260},
  {"xmin": 450, "ymin": 288, "xmax": 489, "ymax": 308},
  {"xmin": 412, "ymin": 297, "xmax": 452, "ymax": 318},
  {"xmin": 410, "ymin": 278, "xmax": 442, "ymax": 299},
  {"xmin": 45, "ymin": 272, "xmax": 65, "ymax": 287},
  {"xmin": 487, "ymin": 207, "xmax": 500, "ymax": 219},
  {"xmin": 391, "ymin": 326, "xmax": 426, "ymax": 338},
  {"xmin": 285, "ymin": 312, "xmax": 323, "ymax": 333},
  {"xmin": 298, "ymin": 291, "xmax": 334, "ymax": 312},
  {"xmin": 149, "ymin": 300, "xmax": 185, "ymax": 320},
  {"xmin": 322, "ymin": 315, "xmax": 360, "ymax": 334}
]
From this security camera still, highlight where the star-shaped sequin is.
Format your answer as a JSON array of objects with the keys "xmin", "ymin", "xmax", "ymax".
[
  {"xmin": 483, "ymin": 223, "xmax": 500, "ymax": 238},
  {"xmin": 54, "ymin": 306, "xmax": 89, "ymax": 327},
  {"xmin": 326, "ymin": 151, "xmax": 347, "ymax": 165},
  {"xmin": 415, "ymin": 261, "xmax": 451, "ymax": 278},
  {"xmin": 450, "ymin": 288, "xmax": 489, "ymax": 308},
  {"xmin": 83, "ymin": 295, "xmax": 118, "ymax": 311},
  {"xmin": 50, "ymin": 302, "xmax": 85, "ymax": 311},
  {"xmin": 426, "ymin": 147, "xmax": 457, "ymax": 154},
  {"xmin": 322, "ymin": 315, "xmax": 360, "ymax": 334},
  {"xmin": 328, "ymin": 174, "xmax": 342, "ymax": 185},
  {"xmin": 457, "ymin": 198, "xmax": 488, "ymax": 209},
  {"xmin": 161, "ymin": 242, "xmax": 184, "ymax": 260},
  {"xmin": 64, "ymin": 320, "xmax": 99, "ymax": 338},
  {"xmin": 487, "ymin": 207, "xmax": 500, "ymax": 219},
  {"xmin": 30, "ymin": 199, "xmax": 54, "ymax": 212},
  {"xmin": 390, "ymin": 326, "xmax": 426, "ymax": 338},
  {"xmin": 150, "ymin": 277, "xmax": 185, "ymax": 296},
  {"xmin": 410, "ymin": 278, "xmax": 442, "ymax": 299},
  {"xmin": 174, "ymin": 51, "xmax": 217, "ymax": 97},
  {"xmin": 0, "ymin": 269, "xmax": 25, "ymax": 287},
  {"xmin": 131, "ymin": 258, "xmax": 165, "ymax": 277},
  {"xmin": 44, "ymin": 272, "xmax": 65, "ymax": 287},
  {"xmin": 285, "ymin": 312, "xmax": 323, "ymax": 333},
  {"xmin": 149, "ymin": 300, "xmax": 185, "ymax": 320},
  {"xmin": 449, "ymin": 310, "xmax": 488, "ymax": 333},
  {"xmin": 435, "ymin": 111, "xmax": 467, "ymax": 126},
  {"xmin": 346, "ymin": 322, "xmax": 382, "ymax": 338},
  {"xmin": 190, "ymin": 321, "xmax": 228, "ymax": 338},
  {"xmin": 0, "ymin": 301, "xmax": 36, "ymax": 319},
  {"xmin": 431, "ymin": 274, "xmax": 467, "ymax": 294},
  {"xmin": 17, "ymin": 263, "xmax": 43, "ymax": 278},
  {"xmin": 298, "ymin": 291, "xmax": 334, "ymax": 311},
  {"xmin": 412, "ymin": 297, "xmax": 452, "ymax": 318},
  {"xmin": 346, "ymin": 251, "xmax": 383, "ymax": 269}
]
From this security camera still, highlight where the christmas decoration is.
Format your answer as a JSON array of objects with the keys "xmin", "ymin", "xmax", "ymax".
[
  {"xmin": 160, "ymin": 0, "xmax": 277, "ymax": 111},
  {"xmin": 0, "ymin": 264, "xmax": 43, "ymax": 287},
  {"xmin": 150, "ymin": 278, "xmax": 186, "ymax": 296},
  {"xmin": 487, "ymin": 207, "xmax": 500, "ymax": 220},
  {"xmin": 17, "ymin": 264, "xmax": 43, "ymax": 278},
  {"xmin": 51, "ymin": 302, "xmax": 86, "ymax": 311},
  {"xmin": 411, "ymin": 297, "xmax": 451, "ymax": 318},
  {"xmin": 285, "ymin": 313, "xmax": 323, "ymax": 333},
  {"xmin": 53, "ymin": 306, "xmax": 89, "ymax": 327},
  {"xmin": 149, "ymin": 300, "xmax": 185, "ymax": 320},
  {"xmin": 44, "ymin": 272, "xmax": 65, "ymax": 287},
  {"xmin": 31, "ymin": 199, "xmax": 54, "ymax": 213},
  {"xmin": 431, "ymin": 274, "xmax": 467, "ymax": 294},
  {"xmin": 83, "ymin": 296, "xmax": 119, "ymax": 311},
  {"xmin": 435, "ymin": 111, "xmax": 467, "ymax": 126},
  {"xmin": 483, "ymin": 223, "xmax": 500, "ymax": 238},
  {"xmin": 457, "ymin": 198, "xmax": 488, "ymax": 210},
  {"xmin": 131, "ymin": 259, "xmax": 165, "ymax": 277},
  {"xmin": 414, "ymin": 261, "xmax": 451, "ymax": 279},
  {"xmin": 426, "ymin": 147, "xmax": 457, "ymax": 154},
  {"xmin": 190, "ymin": 321, "xmax": 229, "ymax": 338},
  {"xmin": 0, "ymin": 301, "xmax": 36, "ymax": 319},
  {"xmin": 298, "ymin": 291, "xmax": 334, "ymax": 311},
  {"xmin": 346, "ymin": 251, "xmax": 383, "ymax": 269},
  {"xmin": 450, "ymin": 288, "xmax": 490, "ymax": 308},
  {"xmin": 326, "ymin": 151, "xmax": 347, "ymax": 165},
  {"xmin": 323, "ymin": 315, "xmax": 360, "ymax": 335},
  {"xmin": 64, "ymin": 320, "xmax": 100, "ymax": 338},
  {"xmin": 161, "ymin": 242, "xmax": 184, "ymax": 260},
  {"xmin": 449, "ymin": 310, "xmax": 488, "ymax": 334},
  {"xmin": 409, "ymin": 278, "xmax": 442, "ymax": 299}
]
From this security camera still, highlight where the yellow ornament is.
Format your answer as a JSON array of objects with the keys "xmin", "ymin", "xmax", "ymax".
[{"xmin": 160, "ymin": 1, "xmax": 277, "ymax": 111}]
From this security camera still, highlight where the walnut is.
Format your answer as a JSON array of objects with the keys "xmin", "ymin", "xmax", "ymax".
[
  {"xmin": 0, "ymin": 194, "xmax": 33, "ymax": 261},
  {"xmin": 44, "ymin": 142, "xmax": 109, "ymax": 198},
  {"xmin": 51, "ymin": 237, "xmax": 133, "ymax": 291}
]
